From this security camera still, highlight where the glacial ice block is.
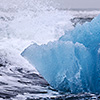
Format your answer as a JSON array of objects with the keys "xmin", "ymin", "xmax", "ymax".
[
  {"xmin": 60, "ymin": 14, "xmax": 100, "ymax": 50},
  {"xmin": 21, "ymin": 15, "xmax": 100, "ymax": 93},
  {"xmin": 21, "ymin": 41, "xmax": 93, "ymax": 93}
]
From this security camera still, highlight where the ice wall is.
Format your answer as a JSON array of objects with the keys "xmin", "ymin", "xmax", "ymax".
[{"xmin": 21, "ymin": 14, "xmax": 100, "ymax": 93}]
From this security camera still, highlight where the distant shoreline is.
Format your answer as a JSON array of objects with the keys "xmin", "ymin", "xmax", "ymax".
[{"xmin": 56, "ymin": 8, "xmax": 100, "ymax": 11}]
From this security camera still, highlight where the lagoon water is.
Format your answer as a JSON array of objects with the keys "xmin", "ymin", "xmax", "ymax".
[{"xmin": 0, "ymin": 1, "xmax": 100, "ymax": 99}]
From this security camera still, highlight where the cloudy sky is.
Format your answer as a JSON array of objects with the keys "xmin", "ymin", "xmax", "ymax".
[
  {"xmin": 52, "ymin": 0, "xmax": 100, "ymax": 9},
  {"xmin": 0, "ymin": 0, "xmax": 100, "ymax": 11}
]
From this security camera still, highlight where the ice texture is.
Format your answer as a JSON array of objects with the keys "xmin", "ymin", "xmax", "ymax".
[{"xmin": 21, "ymin": 14, "xmax": 100, "ymax": 93}]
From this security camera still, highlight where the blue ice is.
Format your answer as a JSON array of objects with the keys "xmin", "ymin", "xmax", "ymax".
[{"xmin": 21, "ymin": 15, "xmax": 100, "ymax": 93}]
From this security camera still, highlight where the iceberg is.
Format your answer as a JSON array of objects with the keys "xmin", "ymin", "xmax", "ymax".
[{"xmin": 21, "ymin": 15, "xmax": 100, "ymax": 93}]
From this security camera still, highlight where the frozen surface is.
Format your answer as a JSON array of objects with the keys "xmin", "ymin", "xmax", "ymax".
[{"xmin": 22, "ymin": 14, "xmax": 100, "ymax": 93}]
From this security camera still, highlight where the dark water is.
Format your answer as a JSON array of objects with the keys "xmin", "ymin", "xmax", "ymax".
[
  {"xmin": 71, "ymin": 17, "xmax": 93, "ymax": 26},
  {"xmin": 0, "ymin": 58, "xmax": 100, "ymax": 100}
]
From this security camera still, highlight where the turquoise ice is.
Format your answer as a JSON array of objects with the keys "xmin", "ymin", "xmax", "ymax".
[{"xmin": 21, "ymin": 15, "xmax": 100, "ymax": 93}]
